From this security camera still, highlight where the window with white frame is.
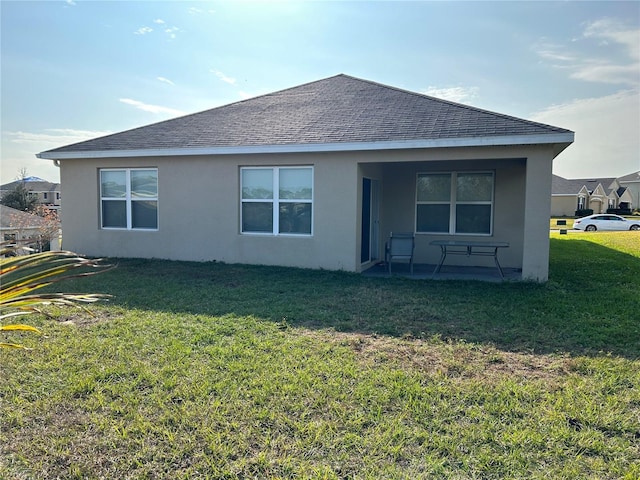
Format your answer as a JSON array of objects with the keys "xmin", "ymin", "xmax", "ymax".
[
  {"xmin": 241, "ymin": 167, "xmax": 313, "ymax": 235},
  {"xmin": 100, "ymin": 168, "xmax": 158, "ymax": 230},
  {"xmin": 577, "ymin": 196, "xmax": 585, "ymax": 210},
  {"xmin": 416, "ymin": 172, "xmax": 494, "ymax": 235}
]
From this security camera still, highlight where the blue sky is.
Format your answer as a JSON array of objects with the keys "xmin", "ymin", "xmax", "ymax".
[{"xmin": 1, "ymin": 0, "xmax": 639, "ymax": 184}]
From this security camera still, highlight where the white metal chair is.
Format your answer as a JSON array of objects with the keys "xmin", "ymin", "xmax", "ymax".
[{"xmin": 385, "ymin": 232, "xmax": 415, "ymax": 274}]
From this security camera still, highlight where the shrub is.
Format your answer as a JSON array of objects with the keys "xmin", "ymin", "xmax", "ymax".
[{"xmin": 574, "ymin": 209, "xmax": 593, "ymax": 217}]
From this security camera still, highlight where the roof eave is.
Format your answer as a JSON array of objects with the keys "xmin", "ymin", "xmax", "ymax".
[{"xmin": 37, "ymin": 132, "xmax": 575, "ymax": 160}]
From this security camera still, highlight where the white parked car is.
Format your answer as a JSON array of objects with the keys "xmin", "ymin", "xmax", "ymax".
[{"xmin": 573, "ymin": 214, "xmax": 640, "ymax": 232}]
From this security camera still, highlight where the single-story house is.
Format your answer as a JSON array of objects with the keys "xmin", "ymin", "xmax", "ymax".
[
  {"xmin": 37, "ymin": 74, "xmax": 574, "ymax": 282},
  {"xmin": 0, "ymin": 205, "xmax": 61, "ymax": 253},
  {"xmin": 551, "ymin": 174, "xmax": 635, "ymax": 216}
]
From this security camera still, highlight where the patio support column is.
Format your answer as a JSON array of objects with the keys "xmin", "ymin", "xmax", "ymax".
[{"xmin": 521, "ymin": 149, "xmax": 554, "ymax": 282}]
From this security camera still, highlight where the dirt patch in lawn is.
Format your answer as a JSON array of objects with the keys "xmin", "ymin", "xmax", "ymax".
[
  {"xmin": 51, "ymin": 309, "xmax": 120, "ymax": 328},
  {"xmin": 303, "ymin": 330, "xmax": 574, "ymax": 384}
]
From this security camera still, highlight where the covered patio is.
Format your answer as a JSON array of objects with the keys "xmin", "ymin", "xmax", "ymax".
[{"xmin": 362, "ymin": 261, "xmax": 522, "ymax": 282}]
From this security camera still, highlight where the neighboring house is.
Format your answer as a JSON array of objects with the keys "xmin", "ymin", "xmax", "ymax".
[
  {"xmin": 0, "ymin": 205, "xmax": 61, "ymax": 252},
  {"xmin": 618, "ymin": 171, "xmax": 640, "ymax": 210},
  {"xmin": 37, "ymin": 74, "xmax": 574, "ymax": 282},
  {"xmin": 0, "ymin": 176, "xmax": 62, "ymax": 210},
  {"xmin": 551, "ymin": 174, "xmax": 635, "ymax": 216}
]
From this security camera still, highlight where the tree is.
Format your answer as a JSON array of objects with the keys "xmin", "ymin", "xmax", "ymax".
[{"xmin": 1, "ymin": 179, "xmax": 39, "ymax": 212}]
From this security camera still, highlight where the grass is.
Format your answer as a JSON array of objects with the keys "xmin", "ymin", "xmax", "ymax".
[
  {"xmin": 550, "ymin": 217, "xmax": 575, "ymax": 229},
  {"xmin": 2, "ymin": 232, "xmax": 639, "ymax": 478}
]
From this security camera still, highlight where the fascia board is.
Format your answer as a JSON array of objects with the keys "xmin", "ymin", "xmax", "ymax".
[{"xmin": 36, "ymin": 132, "xmax": 575, "ymax": 160}]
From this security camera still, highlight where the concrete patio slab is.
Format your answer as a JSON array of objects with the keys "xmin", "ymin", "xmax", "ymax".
[{"xmin": 362, "ymin": 262, "xmax": 522, "ymax": 282}]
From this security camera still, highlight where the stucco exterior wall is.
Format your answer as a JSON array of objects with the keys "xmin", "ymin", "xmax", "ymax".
[
  {"xmin": 618, "ymin": 189, "xmax": 634, "ymax": 207},
  {"xmin": 621, "ymin": 181, "xmax": 640, "ymax": 209},
  {"xmin": 522, "ymin": 148, "xmax": 554, "ymax": 281},
  {"xmin": 59, "ymin": 143, "xmax": 558, "ymax": 281},
  {"xmin": 60, "ymin": 153, "xmax": 358, "ymax": 271},
  {"xmin": 551, "ymin": 196, "xmax": 578, "ymax": 216}
]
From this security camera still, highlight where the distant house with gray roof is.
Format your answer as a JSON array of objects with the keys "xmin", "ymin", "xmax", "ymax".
[
  {"xmin": 617, "ymin": 171, "xmax": 640, "ymax": 209},
  {"xmin": 0, "ymin": 176, "xmax": 61, "ymax": 210},
  {"xmin": 551, "ymin": 174, "xmax": 636, "ymax": 216},
  {"xmin": 0, "ymin": 205, "xmax": 61, "ymax": 253},
  {"xmin": 36, "ymin": 74, "xmax": 574, "ymax": 282}
]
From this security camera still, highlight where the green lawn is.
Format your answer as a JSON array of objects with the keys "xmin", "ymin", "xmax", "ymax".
[
  {"xmin": 550, "ymin": 217, "xmax": 575, "ymax": 229},
  {"xmin": 2, "ymin": 232, "xmax": 639, "ymax": 478}
]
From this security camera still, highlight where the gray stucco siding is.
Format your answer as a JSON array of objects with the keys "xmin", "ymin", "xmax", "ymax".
[{"xmin": 59, "ymin": 144, "xmax": 555, "ymax": 280}]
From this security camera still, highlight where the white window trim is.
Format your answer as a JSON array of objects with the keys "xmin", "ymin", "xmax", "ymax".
[
  {"xmin": 577, "ymin": 196, "xmax": 586, "ymax": 210},
  {"xmin": 240, "ymin": 166, "xmax": 313, "ymax": 236},
  {"xmin": 100, "ymin": 167, "xmax": 158, "ymax": 231},
  {"xmin": 415, "ymin": 171, "xmax": 495, "ymax": 236}
]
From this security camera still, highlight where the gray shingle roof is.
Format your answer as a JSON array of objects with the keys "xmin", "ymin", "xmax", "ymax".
[
  {"xmin": 39, "ymin": 74, "xmax": 573, "ymax": 156},
  {"xmin": 0, "ymin": 180, "xmax": 60, "ymax": 193},
  {"xmin": 618, "ymin": 171, "xmax": 640, "ymax": 183},
  {"xmin": 552, "ymin": 175, "xmax": 629, "ymax": 196},
  {"xmin": 0, "ymin": 205, "xmax": 53, "ymax": 229},
  {"xmin": 552, "ymin": 175, "xmax": 589, "ymax": 195}
]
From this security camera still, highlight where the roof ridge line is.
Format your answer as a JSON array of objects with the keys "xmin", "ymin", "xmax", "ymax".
[
  {"xmin": 337, "ymin": 74, "xmax": 571, "ymax": 133},
  {"xmin": 45, "ymin": 74, "xmax": 350, "ymax": 152}
]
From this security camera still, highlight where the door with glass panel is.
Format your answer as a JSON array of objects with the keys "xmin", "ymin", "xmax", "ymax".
[{"xmin": 361, "ymin": 178, "xmax": 380, "ymax": 264}]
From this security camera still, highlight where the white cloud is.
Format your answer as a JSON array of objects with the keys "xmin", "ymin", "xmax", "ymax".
[
  {"xmin": 165, "ymin": 26, "xmax": 179, "ymax": 39},
  {"xmin": 119, "ymin": 98, "xmax": 185, "ymax": 116},
  {"xmin": 134, "ymin": 26, "xmax": 153, "ymax": 35},
  {"xmin": 531, "ymin": 90, "xmax": 640, "ymax": 178},
  {"xmin": 5, "ymin": 128, "xmax": 112, "ymax": 147},
  {"xmin": 189, "ymin": 7, "xmax": 203, "ymax": 14},
  {"xmin": 533, "ymin": 40, "xmax": 577, "ymax": 63},
  {"xmin": 188, "ymin": 7, "xmax": 215, "ymax": 15},
  {"xmin": 65, "ymin": 0, "xmax": 76, "ymax": 6},
  {"xmin": 534, "ymin": 19, "xmax": 640, "ymax": 87},
  {"xmin": 584, "ymin": 18, "xmax": 639, "ymax": 61},
  {"xmin": 212, "ymin": 70, "xmax": 236, "ymax": 85},
  {"xmin": 420, "ymin": 86, "xmax": 479, "ymax": 104},
  {"xmin": 569, "ymin": 61, "xmax": 640, "ymax": 86},
  {"xmin": 157, "ymin": 76, "xmax": 175, "ymax": 86},
  {"xmin": 2, "ymin": 128, "xmax": 112, "ymax": 182},
  {"xmin": 134, "ymin": 21, "xmax": 178, "ymax": 39}
]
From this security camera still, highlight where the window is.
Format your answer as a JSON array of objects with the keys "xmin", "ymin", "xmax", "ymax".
[
  {"xmin": 100, "ymin": 168, "xmax": 158, "ymax": 230},
  {"xmin": 241, "ymin": 167, "xmax": 313, "ymax": 235},
  {"xmin": 43, "ymin": 192, "xmax": 48, "ymax": 200},
  {"xmin": 577, "ymin": 196, "xmax": 586, "ymax": 210},
  {"xmin": 416, "ymin": 172, "xmax": 494, "ymax": 235}
]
